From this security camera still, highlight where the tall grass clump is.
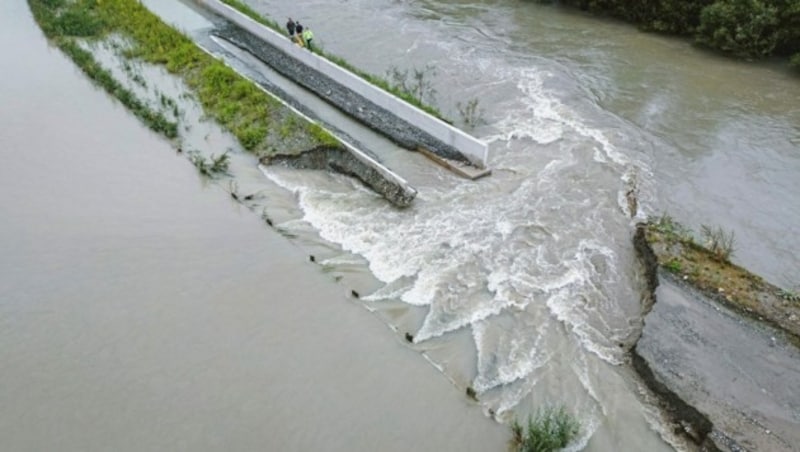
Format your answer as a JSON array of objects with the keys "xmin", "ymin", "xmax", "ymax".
[
  {"xmin": 386, "ymin": 64, "xmax": 438, "ymax": 106},
  {"xmin": 189, "ymin": 151, "xmax": 231, "ymax": 177},
  {"xmin": 653, "ymin": 213, "xmax": 692, "ymax": 241},
  {"xmin": 700, "ymin": 224, "xmax": 736, "ymax": 261},
  {"xmin": 510, "ymin": 406, "xmax": 580, "ymax": 452},
  {"xmin": 457, "ymin": 98, "xmax": 486, "ymax": 130},
  {"xmin": 189, "ymin": 151, "xmax": 230, "ymax": 176}
]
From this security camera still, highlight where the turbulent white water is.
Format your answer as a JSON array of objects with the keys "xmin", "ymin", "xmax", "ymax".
[
  {"xmin": 6, "ymin": 0, "xmax": 795, "ymax": 448},
  {"xmin": 247, "ymin": 0, "xmax": 800, "ymax": 448},
  {"xmin": 261, "ymin": 55, "xmax": 651, "ymax": 418},
  {"xmin": 74, "ymin": 0, "xmax": 784, "ymax": 448},
  {"xmin": 256, "ymin": 41, "xmax": 667, "ymax": 451}
]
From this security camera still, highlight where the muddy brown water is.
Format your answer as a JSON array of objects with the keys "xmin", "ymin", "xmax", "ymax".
[
  {"xmin": 3, "ymin": 0, "xmax": 799, "ymax": 450},
  {"xmin": 223, "ymin": 0, "xmax": 798, "ymax": 449},
  {"xmin": 0, "ymin": 2, "xmax": 507, "ymax": 451}
]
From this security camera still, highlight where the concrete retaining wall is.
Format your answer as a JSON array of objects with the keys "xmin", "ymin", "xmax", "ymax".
[
  {"xmin": 194, "ymin": 0, "xmax": 489, "ymax": 168},
  {"xmin": 262, "ymin": 146, "xmax": 417, "ymax": 207}
]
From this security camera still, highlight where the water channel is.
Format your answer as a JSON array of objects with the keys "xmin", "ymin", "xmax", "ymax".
[
  {"xmin": 2, "ymin": 0, "xmax": 799, "ymax": 450},
  {"xmin": 230, "ymin": 0, "xmax": 799, "ymax": 448}
]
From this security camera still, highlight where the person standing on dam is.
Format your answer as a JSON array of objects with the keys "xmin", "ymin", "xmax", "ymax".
[
  {"xmin": 294, "ymin": 21, "xmax": 305, "ymax": 47},
  {"xmin": 286, "ymin": 18, "xmax": 296, "ymax": 38},
  {"xmin": 302, "ymin": 27, "xmax": 315, "ymax": 52}
]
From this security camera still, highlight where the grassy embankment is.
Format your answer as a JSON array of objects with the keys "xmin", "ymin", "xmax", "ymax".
[
  {"xmin": 643, "ymin": 215, "xmax": 800, "ymax": 346},
  {"xmin": 28, "ymin": 0, "xmax": 339, "ymax": 158},
  {"xmin": 217, "ymin": 0, "xmax": 448, "ymax": 121}
]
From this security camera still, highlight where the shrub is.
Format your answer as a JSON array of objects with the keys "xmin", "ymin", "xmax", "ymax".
[
  {"xmin": 511, "ymin": 406, "xmax": 580, "ymax": 452},
  {"xmin": 189, "ymin": 151, "xmax": 230, "ymax": 176},
  {"xmin": 645, "ymin": 0, "xmax": 714, "ymax": 33},
  {"xmin": 696, "ymin": 0, "xmax": 780, "ymax": 58},
  {"xmin": 386, "ymin": 64, "xmax": 438, "ymax": 105},
  {"xmin": 773, "ymin": 0, "xmax": 800, "ymax": 55},
  {"xmin": 654, "ymin": 213, "xmax": 692, "ymax": 240},
  {"xmin": 700, "ymin": 224, "xmax": 736, "ymax": 261},
  {"xmin": 665, "ymin": 258, "xmax": 683, "ymax": 273},
  {"xmin": 791, "ymin": 52, "xmax": 800, "ymax": 69}
]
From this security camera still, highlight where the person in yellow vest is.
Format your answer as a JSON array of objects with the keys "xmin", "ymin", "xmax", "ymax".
[{"xmin": 302, "ymin": 27, "xmax": 314, "ymax": 52}]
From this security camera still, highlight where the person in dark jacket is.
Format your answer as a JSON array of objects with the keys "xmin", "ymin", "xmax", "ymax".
[
  {"xmin": 294, "ymin": 22, "xmax": 305, "ymax": 46},
  {"xmin": 286, "ymin": 18, "xmax": 295, "ymax": 38}
]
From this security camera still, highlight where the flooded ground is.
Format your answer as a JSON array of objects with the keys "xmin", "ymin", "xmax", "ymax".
[
  {"xmin": 214, "ymin": 0, "xmax": 799, "ymax": 449},
  {"xmin": 0, "ymin": 1, "xmax": 507, "ymax": 450},
  {"xmin": 3, "ymin": 0, "xmax": 799, "ymax": 450}
]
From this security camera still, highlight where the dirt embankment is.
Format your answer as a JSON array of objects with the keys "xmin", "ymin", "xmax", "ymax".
[
  {"xmin": 639, "ymin": 219, "xmax": 800, "ymax": 345},
  {"xmin": 632, "ymin": 220, "xmax": 800, "ymax": 452}
]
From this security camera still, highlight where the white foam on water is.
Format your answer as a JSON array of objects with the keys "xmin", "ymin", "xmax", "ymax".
[
  {"xmin": 483, "ymin": 68, "xmax": 565, "ymax": 146},
  {"xmin": 318, "ymin": 254, "xmax": 365, "ymax": 267},
  {"xmin": 362, "ymin": 276, "xmax": 415, "ymax": 302},
  {"xmin": 472, "ymin": 314, "xmax": 551, "ymax": 393},
  {"xmin": 259, "ymin": 36, "xmax": 657, "ymax": 436}
]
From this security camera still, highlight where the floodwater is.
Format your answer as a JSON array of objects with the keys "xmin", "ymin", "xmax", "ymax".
[
  {"xmin": 0, "ymin": 1, "xmax": 508, "ymax": 451},
  {"xmin": 3, "ymin": 0, "xmax": 799, "ymax": 450},
  {"xmin": 228, "ymin": 0, "xmax": 799, "ymax": 449}
]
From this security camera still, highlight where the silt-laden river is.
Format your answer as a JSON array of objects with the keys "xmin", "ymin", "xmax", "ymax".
[{"xmin": 2, "ymin": 0, "xmax": 799, "ymax": 450}]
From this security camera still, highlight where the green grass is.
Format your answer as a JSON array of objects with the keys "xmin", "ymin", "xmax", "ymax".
[
  {"xmin": 219, "ymin": 0, "xmax": 449, "ymax": 122},
  {"xmin": 28, "ymin": 0, "xmax": 339, "ymax": 154},
  {"xmin": 29, "ymin": 0, "xmax": 178, "ymax": 138},
  {"xmin": 510, "ymin": 406, "xmax": 580, "ymax": 452},
  {"xmin": 643, "ymin": 215, "xmax": 800, "ymax": 347}
]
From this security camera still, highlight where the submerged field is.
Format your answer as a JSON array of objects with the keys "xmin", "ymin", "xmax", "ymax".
[{"xmin": 28, "ymin": 0, "xmax": 339, "ymax": 158}]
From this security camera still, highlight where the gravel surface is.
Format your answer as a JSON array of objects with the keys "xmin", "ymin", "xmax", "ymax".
[{"xmin": 214, "ymin": 24, "xmax": 470, "ymax": 164}]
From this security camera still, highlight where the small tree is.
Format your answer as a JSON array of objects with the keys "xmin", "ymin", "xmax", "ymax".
[{"xmin": 700, "ymin": 224, "xmax": 736, "ymax": 261}]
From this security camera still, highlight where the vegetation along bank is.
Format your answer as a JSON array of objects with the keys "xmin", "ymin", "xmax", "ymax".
[
  {"xmin": 28, "ymin": 0, "xmax": 341, "ymax": 155},
  {"xmin": 633, "ymin": 217, "xmax": 800, "ymax": 450},
  {"xmin": 638, "ymin": 215, "xmax": 800, "ymax": 346},
  {"xmin": 28, "ymin": 0, "xmax": 427, "ymax": 205},
  {"xmin": 529, "ymin": 0, "xmax": 800, "ymax": 71}
]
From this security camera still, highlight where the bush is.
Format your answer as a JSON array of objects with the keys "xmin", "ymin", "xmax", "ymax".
[
  {"xmin": 511, "ymin": 406, "xmax": 580, "ymax": 452},
  {"xmin": 774, "ymin": 0, "xmax": 800, "ymax": 55},
  {"xmin": 456, "ymin": 98, "xmax": 485, "ymax": 130},
  {"xmin": 189, "ymin": 151, "xmax": 230, "ymax": 176},
  {"xmin": 646, "ymin": 0, "xmax": 714, "ymax": 33},
  {"xmin": 791, "ymin": 52, "xmax": 800, "ymax": 69},
  {"xmin": 533, "ymin": 0, "xmax": 800, "ymax": 69},
  {"xmin": 696, "ymin": 0, "xmax": 780, "ymax": 58},
  {"xmin": 700, "ymin": 224, "xmax": 736, "ymax": 261}
]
